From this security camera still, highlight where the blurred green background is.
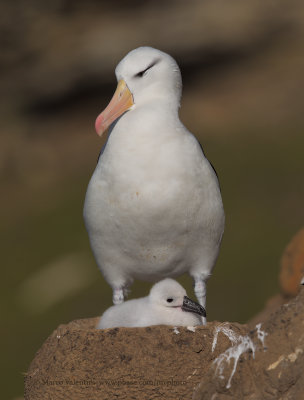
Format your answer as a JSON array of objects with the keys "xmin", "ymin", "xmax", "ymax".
[{"xmin": 1, "ymin": 0, "xmax": 304, "ymax": 398}]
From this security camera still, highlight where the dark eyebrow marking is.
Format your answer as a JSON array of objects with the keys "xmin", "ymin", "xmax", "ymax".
[{"xmin": 134, "ymin": 59, "xmax": 160, "ymax": 78}]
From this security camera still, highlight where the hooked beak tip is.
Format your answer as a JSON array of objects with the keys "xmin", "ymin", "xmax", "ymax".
[
  {"xmin": 95, "ymin": 114, "xmax": 103, "ymax": 136},
  {"xmin": 181, "ymin": 296, "xmax": 206, "ymax": 317}
]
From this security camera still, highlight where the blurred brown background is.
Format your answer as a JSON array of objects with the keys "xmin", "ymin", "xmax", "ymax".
[{"xmin": 1, "ymin": 0, "xmax": 304, "ymax": 398}]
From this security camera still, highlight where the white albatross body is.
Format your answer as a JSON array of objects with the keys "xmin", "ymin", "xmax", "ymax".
[
  {"xmin": 84, "ymin": 47, "xmax": 225, "ymax": 321},
  {"xmin": 97, "ymin": 279, "xmax": 205, "ymax": 329}
]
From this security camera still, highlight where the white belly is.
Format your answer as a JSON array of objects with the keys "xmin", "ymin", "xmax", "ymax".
[{"xmin": 83, "ymin": 134, "xmax": 224, "ymax": 287}]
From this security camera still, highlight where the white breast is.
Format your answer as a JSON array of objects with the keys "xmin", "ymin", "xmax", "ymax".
[{"xmin": 84, "ymin": 106, "xmax": 224, "ymax": 286}]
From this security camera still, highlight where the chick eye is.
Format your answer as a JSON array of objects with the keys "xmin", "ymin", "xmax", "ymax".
[{"xmin": 166, "ymin": 298, "xmax": 173, "ymax": 303}]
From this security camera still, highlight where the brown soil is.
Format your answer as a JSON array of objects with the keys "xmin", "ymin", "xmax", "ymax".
[
  {"xmin": 280, "ymin": 229, "xmax": 304, "ymax": 298},
  {"xmin": 25, "ymin": 287, "xmax": 304, "ymax": 400}
]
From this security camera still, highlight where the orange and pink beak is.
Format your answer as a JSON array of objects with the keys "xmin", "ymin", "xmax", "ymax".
[{"xmin": 95, "ymin": 79, "xmax": 134, "ymax": 136}]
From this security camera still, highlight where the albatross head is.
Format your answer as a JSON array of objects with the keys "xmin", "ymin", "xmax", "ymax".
[
  {"xmin": 95, "ymin": 47, "xmax": 182, "ymax": 136},
  {"xmin": 149, "ymin": 278, "xmax": 206, "ymax": 318}
]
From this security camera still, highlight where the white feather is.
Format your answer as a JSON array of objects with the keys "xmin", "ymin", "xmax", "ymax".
[
  {"xmin": 97, "ymin": 279, "xmax": 202, "ymax": 328},
  {"xmin": 84, "ymin": 47, "xmax": 225, "ymax": 315}
]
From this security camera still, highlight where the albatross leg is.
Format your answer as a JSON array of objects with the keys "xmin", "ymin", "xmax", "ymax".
[
  {"xmin": 113, "ymin": 287, "xmax": 124, "ymax": 305},
  {"xmin": 193, "ymin": 277, "xmax": 207, "ymax": 325},
  {"xmin": 112, "ymin": 286, "xmax": 130, "ymax": 305}
]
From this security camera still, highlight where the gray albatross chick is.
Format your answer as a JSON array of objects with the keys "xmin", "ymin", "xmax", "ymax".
[{"xmin": 97, "ymin": 279, "xmax": 205, "ymax": 329}]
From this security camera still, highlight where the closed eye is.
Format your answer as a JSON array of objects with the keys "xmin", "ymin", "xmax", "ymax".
[{"xmin": 134, "ymin": 59, "xmax": 160, "ymax": 78}]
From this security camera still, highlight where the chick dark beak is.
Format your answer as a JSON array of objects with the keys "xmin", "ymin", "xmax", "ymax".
[{"xmin": 181, "ymin": 296, "xmax": 206, "ymax": 317}]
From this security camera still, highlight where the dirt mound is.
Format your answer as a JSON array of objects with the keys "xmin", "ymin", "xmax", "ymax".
[
  {"xmin": 25, "ymin": 287, "xmax": 304, "ymax": 399},
  {"xmin": 280, "ymin": 228, "xmax": 304, "ymax": 298}
]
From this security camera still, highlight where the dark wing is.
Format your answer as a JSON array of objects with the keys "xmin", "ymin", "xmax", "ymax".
[
  {"xmin": 97, "ymin": 146, "xmax": 105, "ymax": 164},
  {"xmin": 197, "ymin": 140, "xmax": 221, "ymax": 189}
]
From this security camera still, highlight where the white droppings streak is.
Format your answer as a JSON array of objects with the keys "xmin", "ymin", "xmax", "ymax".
[
  {"xmin": 173, "ymin": 327, "xmax": 180, "ymax": 335},
  {"xmin": 256, "ymin": 323, "xmax": 268, "ymax": 348},
  {"xmin": 212, "ymin": 324, "xmax": 256, "ymax": 389},
  {"xmin": 212, "ymin": 324, "xmax": 239, "ymax": 353}
]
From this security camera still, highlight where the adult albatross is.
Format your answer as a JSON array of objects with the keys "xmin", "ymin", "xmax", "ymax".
[{"xmin": 84, "ymin": 46, "xmax": 225, "ymax": 323}]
